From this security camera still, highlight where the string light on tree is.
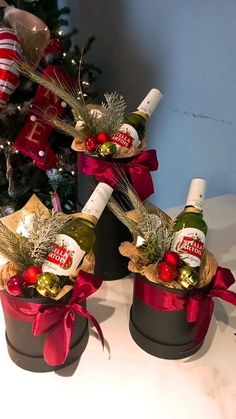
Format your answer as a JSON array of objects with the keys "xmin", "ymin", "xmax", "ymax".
[{"xmin": 0, "ymin": 0, "xmax": 101, "ymax": 215}]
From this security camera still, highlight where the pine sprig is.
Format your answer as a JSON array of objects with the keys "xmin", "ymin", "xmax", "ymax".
[
  {"xmin": 141, "ymin": 217, "xmax": 174, "ymax": 263},
  {"xmin": 27, "ymin": 210, "xmax": 71, "ymax": 266},
  {"xmin": 21, "ymin": 63, "xmax": 126, "ymax": 139},
  {"xmin": 107, "ymin": 169, "xmax": 174, "ymax": 264},
  {"xmin": 72, "ymin": 103, "xmax": 101, "ymax": 135},
  {"xmin": 0, "ymin": 210, "xmax": 73, "ymax": 270},
  {"xmin": 98, "ymin": 92, "xmax": 127, "ymax": 134},
  {"xmin": 0, "ymin": 221, "xmax": 33, "ymax": 270}
]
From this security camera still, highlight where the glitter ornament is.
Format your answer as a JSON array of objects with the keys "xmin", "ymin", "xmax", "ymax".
[
  {"xmin": 97, "ymin": 141, "xmax": 117, "ymax": 158},
  {"xmin": 96, "ymin": 132, "xmax": 111, "ymax": 144},
  {"xmin": 85, "ymin": 136, "xmax": 98, "ymax": 152},
  {"xmin": 157, "ymin": 261, "xmax": 177, "ymax": 282},
  {"xmin": 6, "ymin": 275, "xmax": 26, "ymax": 296},
  {"xmin": 23, "ymin": 266, "xmax": 42, "ymax": 285},
  {"xmin": 36, "ymin": 272, "xmax": 60, "ymax": 297},
  {"xmin": 162, "ymin": 251, "xmax": 181, "ymax": 268},
  {"xmin": 14, "ymin": 65, "xmax": 74, "ymax": 171},
  {"xmin": 177, "ymin": 265, "xmax": 199, "ymax": 289}
]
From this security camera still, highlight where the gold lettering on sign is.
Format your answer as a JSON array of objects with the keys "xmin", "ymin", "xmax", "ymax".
[
  {"xmin": 42, "ymin": 87, "xmax": 61, "ymax": 105},
  {"xmin": 26, "ymin": 122, "xmax": 46, "ymax": 143},
  {"xmin": 43, "ymin": 105, "xmax": 59, "ymax": 118}
]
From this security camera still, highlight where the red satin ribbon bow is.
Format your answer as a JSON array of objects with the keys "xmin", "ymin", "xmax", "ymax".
[
  {"xmin": 1, "ymin": 271, "xmax": 103, "ymax": 366},
  {"xmin": 134, "ymin": 267, "xmax": 236, "ymax": 347},
  {"xmin": 186, "ymin": 267, "xmax": 236, "ymax": 346},
  {"xmin": 77, "ymin": 149, "xmax": 158, "ymax": 201}
]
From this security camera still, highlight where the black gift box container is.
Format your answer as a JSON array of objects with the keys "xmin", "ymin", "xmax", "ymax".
[
  {"xmin": 2, "ymin": 292, "xmax": 88, "ymax": 372},
  {"xmin": 129, "ymin": 274, "xmax": 207, "ymax": 360},
  {"xmin": 77, "ymin": 155, "xmax": 133, "ymax": 281}
]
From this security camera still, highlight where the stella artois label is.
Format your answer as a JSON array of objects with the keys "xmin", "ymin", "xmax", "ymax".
[
  {"xmin": 112, "ymin": 123, "xmax": 141, "ymax": 148},
  {"xmin": 42, "ymin": 234, "xmax": 85, "ymax": 276},
  {"xmin": 170, "ymin": 228, "xmax": 205, "ymax": 268}
]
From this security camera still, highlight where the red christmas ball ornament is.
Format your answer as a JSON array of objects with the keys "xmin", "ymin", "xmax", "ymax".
[
  {"xmin": 23, "ymin": 266, "xmax": 42, "ymax": 285},
  {"xmin": 162, "ymin": 251, "xmax": 181, "ymax": 268},
  {"xmin": 157, "ymin": 261, "xmax": 177, "ymax": 282},
  {"xmin": 85, "ymin": 136, "xmax": 98, "ymax": 152},
  {"xmin": 6, "ymin": 275, "xmax": 26, "ymax": 296},
  {"xmin": 96, "ymin": 132, "xmax": 111, "ymax": 144}
]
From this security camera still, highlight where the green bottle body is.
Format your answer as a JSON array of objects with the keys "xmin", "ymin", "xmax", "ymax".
[
  {"xmin": 123, "ymin": 112, "xmax": 147, "ymax": 142},
  {"xmin": 112, "ymin": 88, "xmax": 163, "ymax": 149},
  {"xmin": 62, "ymin": 217, "xmax": 96, "ymax": 253},
  {"xmin": 170, "ymin": 208, "xmax": 208, "ymax": 269},
  {"xmin": 42, "ymin": 217, "xmax": 96, "ymax": 277},
  {"xmin": 42, "ymin": 182, "xmax": 113, "ymax": 276}
]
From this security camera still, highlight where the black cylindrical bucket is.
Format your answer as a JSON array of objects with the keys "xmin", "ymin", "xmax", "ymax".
[
  {"xmin": 129, "ymin": 274, "xmax": 207, "ymax": 359},
  {"xmin": 77, "ymin": 154, "xmax": 132, "ymax": 280},
  {"xmin": 1, "ymin": 291, "xmax": 89, "ymax": 372}
]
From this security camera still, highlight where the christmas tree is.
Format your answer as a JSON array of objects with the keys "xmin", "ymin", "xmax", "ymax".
[{"xmin": 0, "ymin": 0, "xmax": 101, "ymax": 215}]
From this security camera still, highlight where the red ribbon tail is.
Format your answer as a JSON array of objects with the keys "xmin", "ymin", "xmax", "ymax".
[
  {"xmin": 43, "ymin": 310, "xmax": 75, "ymax": 366},
  {"xmin": 194, "ymin": 300, "xmax": 214, "ymax": 346},
  {"xmin": 73, "ymin": 303, "xmax": 104, "ymax": 349},
  {"xmin": 128, "ymin": 167, "xmax": 154, "ymax": 201}
]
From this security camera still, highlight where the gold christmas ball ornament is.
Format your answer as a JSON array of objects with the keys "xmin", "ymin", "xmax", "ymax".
[
  {"xmin": 97, "ymin": 141, "xmax": 117, "ymax": 158},
  {"xmin": 36, "ymin": 272, "xmax": 60, "ymax": 298},
  {"xmin": 177, "ymin": 265, "xmax": 199, "ymax": 289}
]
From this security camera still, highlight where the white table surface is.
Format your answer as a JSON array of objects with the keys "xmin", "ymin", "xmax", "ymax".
[{"xmin": 0, "ymin": 194, "xmax": 236, "ymax": 419}]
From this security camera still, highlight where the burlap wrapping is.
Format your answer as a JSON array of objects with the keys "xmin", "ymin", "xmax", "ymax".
[
  {"xmin": 119, "ymin": 241, "xmax": 217, "ymax": 289},
  {"xmin": 0, "ymin": 195, "xmax": 95, "ymax": 297},
  {"xmin": 119, "ymin": 206, "xmax": 218, "ymax": 289},
  {"xmin": 71, "ymin": 104, "xmax": 145, "ymax": 158},
  {"xmin": 0, "ymin": 194, "xmax": 50, "ymax": 290},
  {"xmin": 0, "ymin": 262, "xmax": 21, "ymax": 289},
  {"xmin": 1, "ymin": 194, "xmax": 50, "ymax": 234}
]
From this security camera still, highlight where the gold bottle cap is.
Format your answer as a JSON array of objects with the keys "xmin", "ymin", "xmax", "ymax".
[
  {"xmin": 183, "ymin": 207, "xmax": 202, "ymax": 214},
  {"xmin": 132, "ymin": 110, "xmax": 149, "ymax": 121},
  {"xmin": 72, "ymin": 212, "xmax": 98, "ymax": 225}
]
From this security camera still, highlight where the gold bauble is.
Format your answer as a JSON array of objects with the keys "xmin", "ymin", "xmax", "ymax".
[
  {"xmin": 177, "ymin": 265, "xmax": 199, "ymax": 289},
  {"xmin": 97, "ymin": 141, "xmax": 117, "ymax": 158},
  {"xmin": 36, "ymin": 272, "xmax": 60, "ymax": 298}
]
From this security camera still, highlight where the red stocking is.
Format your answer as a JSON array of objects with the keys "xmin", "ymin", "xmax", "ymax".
[{"xmin": 15, "ymin": 64, "xmax": 74, "ymax": 171}]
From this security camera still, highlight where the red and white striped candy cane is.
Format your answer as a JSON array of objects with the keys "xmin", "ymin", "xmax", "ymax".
[{"xmin": 0, "ymin": 28, "xmax": 22, "ymax": 109}]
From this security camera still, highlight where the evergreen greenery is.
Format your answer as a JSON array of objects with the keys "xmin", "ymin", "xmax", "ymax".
[{"xmin": 0, "ymin": 0, "xmax": 101, "ymax": 215}]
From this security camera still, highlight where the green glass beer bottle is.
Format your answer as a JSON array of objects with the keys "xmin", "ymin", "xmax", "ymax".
[
  {"xmin": 112, "ymin": 88, "xmax": 163, "ymax": 149},
  {"xmin": 42, "ymin": 182, "xmax": 113, "ymax": 276},
  {"xmin": 170, "ymin": 178, "xmax": 208, "ymax": 269}
]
